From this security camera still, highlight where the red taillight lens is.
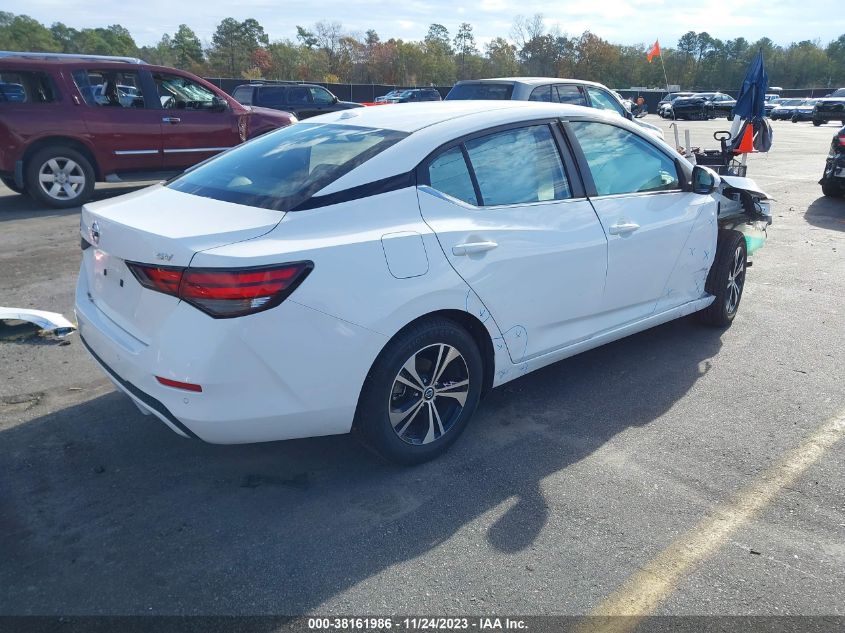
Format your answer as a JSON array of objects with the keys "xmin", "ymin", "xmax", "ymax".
[
  {"xmin": 128, "ymin": 264, "xmax": 183, "ymax": 296},
  {"xmin": 127, "ymin": 262, "xmax": 312, "ymax": 318}
]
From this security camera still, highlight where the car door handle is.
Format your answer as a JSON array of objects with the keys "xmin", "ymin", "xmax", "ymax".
[
  {"xmin": 162, "ymin": 117, "xmax": 181, "ymax": 124},
  {"xmin": 452, "ymin": 241, "xmax": 498, "ymax": 256},
  {"xmin": 608, "ymin": 222, "xmax": 640, "ymax": 235}
]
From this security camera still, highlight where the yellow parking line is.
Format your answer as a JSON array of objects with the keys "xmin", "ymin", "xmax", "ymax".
[{"xmin": 581, "ymin": 410, "xmax": 845, "ymax": 633}]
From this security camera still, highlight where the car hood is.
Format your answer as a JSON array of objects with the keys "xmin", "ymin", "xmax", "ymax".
[{"xmin": 246, "ymin": 105, "xmax": 296, "ymax": 122}]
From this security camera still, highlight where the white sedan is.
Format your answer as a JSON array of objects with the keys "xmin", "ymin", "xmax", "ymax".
[{"xmin": 76, "ymin": 101, "xmax": 769, "ymax": 463}]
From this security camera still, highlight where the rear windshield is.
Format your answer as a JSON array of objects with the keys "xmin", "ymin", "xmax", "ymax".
[
  {"xmin": 0, "ymin": 71, "xmax": 57, "ymax": 103},
  {"xmin": 168, "ymin": 123, "xmax": 408, "ymax": 211},
  {"xmin": 446, "ymin": 83, "xmax": 514, "ymax": 100}
]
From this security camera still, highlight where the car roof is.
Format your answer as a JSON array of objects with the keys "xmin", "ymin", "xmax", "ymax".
[
  {"xmin": 236, "ymin": 82, "xmax": 321, "ymax": 88},
  {"xmin": 455, "ymin": 76, "xmax": 609, "ymax": 89},
  {"xmin": 0, "ymin": 51, "xmax": 146, "ymax": 64},
  {"xmin": 0, "ymin": 57, "xmax": 198, "ymax": 75}
]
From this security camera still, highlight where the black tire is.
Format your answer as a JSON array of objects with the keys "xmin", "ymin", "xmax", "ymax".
[
  {"xmin": 0, "ymin": 176, "xmax": 25, "ymax": 194},
  {"xmin": 699, "ymin": 229, "xmax": 748, "ymax": 327},
  {"xmin": 25, "ymin": 146, "xmax": 95, "ymax": 209},
  {"xmin": 822, "ymin": 180, "xmax": 844, "ymax": 197},
  {"xmin": 812, "ymin": 119, "xmax": 822, "ymax": 127},
  {"xmin": 354, "ymin": 317, "xmax": 484, "ymax": 464}
]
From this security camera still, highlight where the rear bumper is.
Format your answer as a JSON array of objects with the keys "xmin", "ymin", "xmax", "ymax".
[
  {"xmin": 79, "ymin": 334, "xmax": 198, "ymax": 439},
  {"xmin": 75, "ymin": 269, "xmax": 387, "ymax": 444}
]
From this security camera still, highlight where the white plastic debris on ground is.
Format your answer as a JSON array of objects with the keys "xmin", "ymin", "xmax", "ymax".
[{"xmin": 0, "ymin": 307, "xmax": 77, "ymax": 338}]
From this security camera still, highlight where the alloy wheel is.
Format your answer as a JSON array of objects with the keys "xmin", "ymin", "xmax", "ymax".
[
  {"xmin": 38, "ymin": 157, "xmax": 86, "ymax": 201},
  {"xmin": 726, "ymin": 245, "xmax": 746, "ymax": 316},
  {"xmin": 388, "ymin": 343, "xmax": 470, "ymax": 445}
]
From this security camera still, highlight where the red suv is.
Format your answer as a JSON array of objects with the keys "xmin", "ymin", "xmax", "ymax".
[{"xmin": 0, "ymin": 54, "xmax": 296, "ymax": 208}]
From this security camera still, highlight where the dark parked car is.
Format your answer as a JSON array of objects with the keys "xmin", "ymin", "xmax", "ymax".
[
  {"xmin": 671, "ymin": 92, "xmax": 736, "ymax": 120},
  {"xmin": 388, "ymin": 88, "xmax": 442, "ymax": 103},
  {"xmin": 790, "ymin": 99, "xmax": 819, "ymax": 122},
  {"xmin": 657, "ymin": 91, "xmax": 693, "ymax": 118},
  {"xmin": 0, "ymin": 53, "xmax": 295, "ymax": 208},
  {"xmin": 769, "ymin": 98, "xmax": 805, "ymax": 120},
  {"xmin": 812, "ymin": 88, "xmax": 845, "ymax": 126},
  {"xmin": 819, "ymin": 125, "xmax": 845, "ymax": 197},
  {"xmin": 232, "ymin": 83, "xmax": 362, "ymax": 119}
]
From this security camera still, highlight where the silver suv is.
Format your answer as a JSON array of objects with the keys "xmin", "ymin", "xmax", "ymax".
[{"xmin": 446, "ymin": 77, "xmax": 664, "ymax": 139}]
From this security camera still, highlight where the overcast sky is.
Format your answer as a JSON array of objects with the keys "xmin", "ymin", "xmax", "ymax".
[{"xmin": 14, "ymin": 0, "xmax": 844, "ymax": 48}]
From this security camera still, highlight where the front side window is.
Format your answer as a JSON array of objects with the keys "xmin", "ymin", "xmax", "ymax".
[
  {"xmin": 154, "ymin": 73, "xmax": 218, "ymax": 110},
  {"xmin": 310, "ymin": 87, "xmax": 334, "ymax": 104},
  {"xmin": 554, "ymin": 85, "xmax": 588, "ymax": 106},
  {"xmin": 464, "ymin": 125, "xmax": 571, "ymax": 206},
  {"xmin": 73, "ymin": 69, "xmax": 144, "ymax": 108},
  {"xmin": 570, "ymin": 121, "xmax": 680, "ymax": 196},
  {"xmin": 428, "ymin": 146, "xmax": 477, "ymax": 205},
  {"xmin": 0, "ymin": 71, "xmax": 57, "ymax": 104},
  {"xmin": 168, "ymin": 123, "xmax": 408, "ymax": 211},
  {"xmin": 586, "ymin": 87, "xmax": 625, "ymax": 116}
]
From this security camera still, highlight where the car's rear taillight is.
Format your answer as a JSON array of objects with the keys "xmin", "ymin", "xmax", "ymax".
[
  {"xmin": 130, "ymin": 265, "xmax": 183, "ymax": 296},
  {"xmin": 126, "ymin": 262, "xmax": 312, "ymax": 318}
]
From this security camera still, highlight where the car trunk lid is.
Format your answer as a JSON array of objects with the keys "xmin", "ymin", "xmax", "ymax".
[{"xmin": 79, "ymin": 184, "xmax": 284, "ymax": 343}]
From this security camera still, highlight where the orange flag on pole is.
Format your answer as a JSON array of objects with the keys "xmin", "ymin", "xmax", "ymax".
[{"xmin": 647, "ymin": 40, "xmax": 661, "ymax": 63}]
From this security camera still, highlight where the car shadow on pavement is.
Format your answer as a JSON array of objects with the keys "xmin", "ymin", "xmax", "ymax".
[
  {"xmin": 0, "ymin": 317, "xmax": 723, "ymax": 615},
  {"xmin": 804, "ymin": 195, "xmax": 845, "ymax": 232},
  {"xmin": 0, "ymin": 185, "xmax": 148, "ymax": 223}
]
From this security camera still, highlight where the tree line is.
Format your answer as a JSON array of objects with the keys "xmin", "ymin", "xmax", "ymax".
[{"xmin": 2, "ymin": 11, "xmax": 844, "ymax": 90}]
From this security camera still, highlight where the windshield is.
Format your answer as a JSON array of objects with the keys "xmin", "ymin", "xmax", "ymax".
[
  {"xmin": 830, "ymin": 88, "xmax": 845, "ymax": 97},
  {"xmin": 168, "ymin": 123, "xmax": 408, "ymax": 211},
  {"xmin": 779, "ymin": 99, "xmax": 803, "ymax": 106},
  {"xmin": 446, "ymin": 83, "xmax": 514, "ymax": 100}
]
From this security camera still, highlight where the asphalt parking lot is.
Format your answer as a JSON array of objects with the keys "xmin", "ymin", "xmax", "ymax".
[{"xmin": 1, "ymin": 116, "xmax": 844, "ymax": 620}]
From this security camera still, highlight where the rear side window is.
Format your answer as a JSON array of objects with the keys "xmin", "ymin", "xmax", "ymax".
[
  {"xmin": 428, "ymin": 146, "xmax": 477, "ymax": 205},
  {"xmin": 570, "ymin": 121, "xmax": 680, "ymax": 196},
  {"xmin": 528, "ymin": 85, "xmax": 552, "ymax": 102},
  {"xmin": 446, "ymin": 83, "xmax": 514, "ymax": 100},
  {"xmin": 168, "ymin": 123, "xmax": 408, "ymax": 211},
  {"xmin": 256, "ymin": 86, "xmax": 287, "ymax": 107},
  {"xmin": 73, "ymin": 69, "xmax": 145, "ymax": 108},
  {"xmin": 464, "ymin": 125, "xmax": 571, "ymax": 206},
  {"xmin": 0, "ymin": 71, "xmax": 57, "ymax": 104},
  {"xmin": 554, "ymin": 85, "xmax": 588, "ymax": 106}
]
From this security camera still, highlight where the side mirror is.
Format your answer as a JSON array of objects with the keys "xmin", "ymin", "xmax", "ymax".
[
  {"xmin": 332, "ymin": 95, "xmax": 339, "ymax": 104},
  {"xmin": 210, "ymin": 96, "xmax": 228, "ymax": 112},
  {"xmin": 691, "ymin": 165, "xmax": 719, "ymax": 195}
]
